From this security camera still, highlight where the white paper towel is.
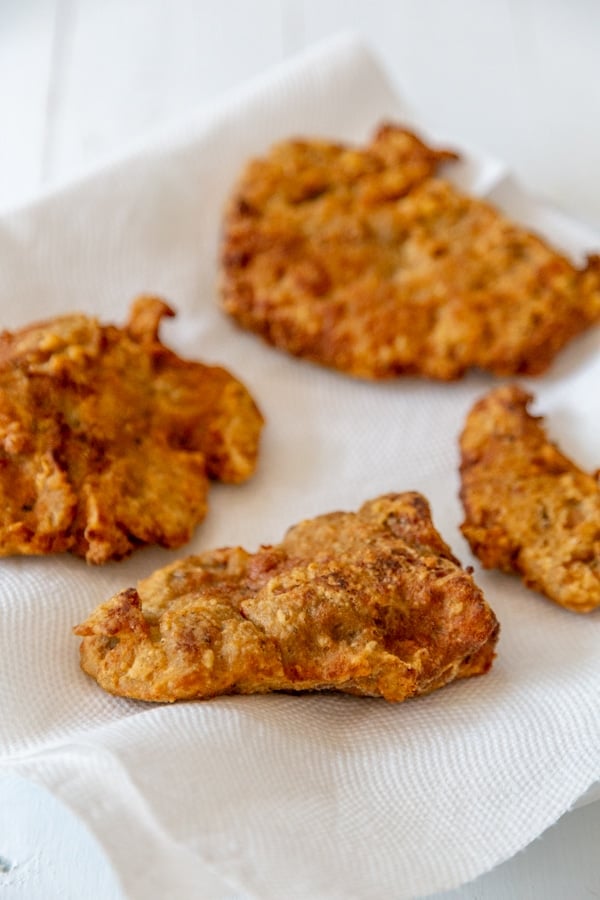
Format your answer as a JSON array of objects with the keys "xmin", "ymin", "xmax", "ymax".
[{"xmin": 0, "ymin": 34, "xmax": 599, "ymax": 900}]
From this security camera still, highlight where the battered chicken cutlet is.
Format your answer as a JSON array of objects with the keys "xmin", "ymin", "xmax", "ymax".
[
  {"xmin": 0, "ymin": 297, "xmax": 263, "ymax": 563},
  {"xmin": 74, "ymin": 492, "xmax": 499, "ymax": 702},
  {"xmin": 460, "ymin": 385, "xmax": 600, "ymax": 613},
  {"xmin": 221, "ymin": 124, "xmax": 600, "ymax": 379}
]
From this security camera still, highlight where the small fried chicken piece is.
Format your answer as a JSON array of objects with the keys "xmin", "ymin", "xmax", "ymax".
[
  {"xmin": 0, "ymin": 297, "xmax": 263, "ymax": 563},
  {"xmin": 74, "ymin": 492, "xmax": 499, "ymax": 702},
  {"xmin": 460, "ymin": 385, "xmax": 600, "ymax": 613},
  {"xmin": 221, "ymin": 124, "xmax": 600, "ymax": 380}
]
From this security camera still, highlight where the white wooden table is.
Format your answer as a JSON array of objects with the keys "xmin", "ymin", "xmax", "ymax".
[{"xmin": 1, "ymin": 2, "xmax": 599, "ymax": 897}]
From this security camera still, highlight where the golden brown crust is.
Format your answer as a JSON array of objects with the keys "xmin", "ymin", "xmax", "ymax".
[
  {"xmin": 221, "ymin": 123, "xmax": 600, "ymax": 380},
  {"xmin": 459, "ymin": 385, "xmax": 600, "ymax": 613},
  {"xmin": 0, "ymin": 297, "xmax": 263, "ymax": 563},
  {"xmin": 74, "ymin": 492, "xmax": 499, "ymax": 702}
]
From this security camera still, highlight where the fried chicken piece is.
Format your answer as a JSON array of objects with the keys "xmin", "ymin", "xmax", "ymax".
[
  {"xmin": 74, "ymin": 492, "xmax": 499, "ymax": 702},
  {"xmin": 221, "ymin": 123, "xmax": 600, "ymax": 380},
  {"xmin": 460, "ymin": 385, "xmax": 600, "ymax": 613},
  {"xmin": 0, "ymin": 297, "xmax": 263, "ymax": 563}
]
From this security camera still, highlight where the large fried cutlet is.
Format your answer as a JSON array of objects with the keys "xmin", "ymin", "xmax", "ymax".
[
  {"xmin": 460, "ymin": 385, "xmax": 600, "ymax": 613},
  {"xmin": 0, "ymin": 297, "xmax": 263, "ymax": 563},
  {"xmin": 74, "ymin": 492, "xmax": 499, "ymax": 702},
  {"xmin": 221, "ymin": 124, "xmax": 600, "ymax": 380}
]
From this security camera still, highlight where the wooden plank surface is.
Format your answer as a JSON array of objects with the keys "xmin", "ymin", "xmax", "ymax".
[
  {"xmin": 4, "ymin": 0, "xmax": 600, "ymax": 224},
  {"xmin": 0, "ymin": 0, "xmax": 58, "ymax": 210}
]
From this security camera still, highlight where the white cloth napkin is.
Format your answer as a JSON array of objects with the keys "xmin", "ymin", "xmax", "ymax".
[{"xmin": 1, "ymin": 33, "xmax": 599, "ymax": 900}]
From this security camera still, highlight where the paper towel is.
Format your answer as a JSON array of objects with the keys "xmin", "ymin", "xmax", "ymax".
[{"xmin": 1, "ymin": 34, "xmax": 599, "ymax": 900}]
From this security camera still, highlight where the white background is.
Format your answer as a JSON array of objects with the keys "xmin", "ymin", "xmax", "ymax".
[{"xmin": 1, "ymin": 2, "xmax": 599, "ymax": 898}]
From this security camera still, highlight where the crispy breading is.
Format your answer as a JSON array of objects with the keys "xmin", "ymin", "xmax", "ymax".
[
  {"xmin": 459, "ymin": 385, "xmax": 600, "ymax": 613},
  {"xmin": 74, "ymin": 492, "xmax": 499, "ymax": 702},
  {"xmin": 221, "ymin": 123, "xmax": 600, "ymax": 380},
  {"xmin": 0, "ymin": 297, "xmax": 263, "ymax": 563}
]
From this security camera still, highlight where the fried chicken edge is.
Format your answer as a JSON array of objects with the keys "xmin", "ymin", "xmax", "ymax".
[
  {"xmin": 220, "ymin": 123, "xmax": 600, "ymax": 380},
  {"xmin": 74, "ymin": 491, "xmax": 499, "ymax": 703},
  {"xmin": 0, "ymin": 297, "xmax": 264, "ymax": 563},
  {"xmin": 459, "ymin": 384, "xmax": 600, "ymax": 613}
]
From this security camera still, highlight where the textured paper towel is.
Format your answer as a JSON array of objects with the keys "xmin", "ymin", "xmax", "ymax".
[{"xmin": 0, "ymin": 34, "xmax": 599, "ymax": 900}]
